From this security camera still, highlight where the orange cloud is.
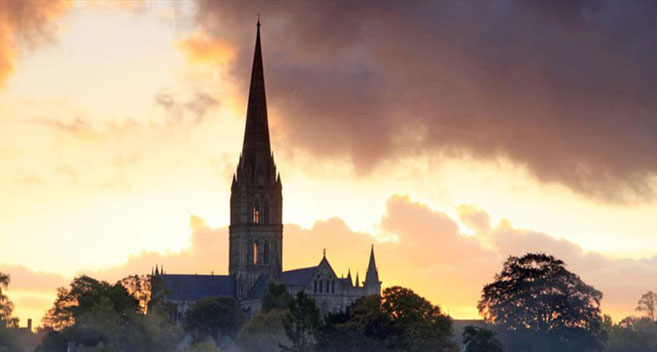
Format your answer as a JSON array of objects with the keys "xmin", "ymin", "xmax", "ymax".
[
  {"xmin": 177, "ymin": 30, "xmax": 236, "ymax": 68},
  {"xmin": 0, "ymin": 1, "xmax": 72, "ymax": 87},
  {"xmin": 11, "ymin": 196, "xmax": 657, "ymax": 325}
]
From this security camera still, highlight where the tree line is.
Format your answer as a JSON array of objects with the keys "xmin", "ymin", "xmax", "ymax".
[{"xmin": 2, "ymin": 252, "xmax": 657, "ymax": 351}]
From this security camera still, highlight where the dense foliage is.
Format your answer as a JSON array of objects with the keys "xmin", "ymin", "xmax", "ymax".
[
  {"xmin": 38, "ymin": 274, "xmax": 182, "ymax": 352},
  {"xmin": 184, "ymin": 296, "xmax": 246, "ymax": 342},
  {"xmin": 291, "ymin": 286, "xmax": 458, "ymax": 352},
  {"xmin": 0, "ymin": 273, "xmax": 22, "ymax": 352},
  {"xmin": 462, "ymin": 326, "xmax": 504, "ymax": 352},
  {"xmin": 281, "ymin": 291, "xmax": 321, "ymax": 352},
  {"xmin": 478, "ymin": 253, "xmax": 606, "ymax": 352},
  {"xmin": 239, "ymin": 283, "xmax": 292, "ymax": 352}
]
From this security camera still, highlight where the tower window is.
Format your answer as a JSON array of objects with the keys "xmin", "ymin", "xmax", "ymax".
[
  {"xmin": 314, "ymin": 280, "xmax": 317, "ymax": 293},
  {"xmin": 252, "ymin": 206, "xmax": 260, "ymax": 224},
  {"xmin": 253, "ymin": 241, "xmax": 259, "ymax": 264},
  {"xmin": 331, "ymin": 281, "xmax": 335, "ymax": 294},
  {"xmin": 264, "ymin": 240, "xmax": 269, "ymax": 264}
]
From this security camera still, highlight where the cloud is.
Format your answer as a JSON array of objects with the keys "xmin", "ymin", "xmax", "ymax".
[
  {"xmin": 0, "ymin": 265, "xmax": 68, "ymax": 292},
  {"xmin": 10, "ymin": 195, "xmax": 657, "ymax": 323},
  {"xmin": 0, "ymin": 1, "xmax": 72, "ymax": 86},
  {"xmin": 154, "ymin": 91, "xmax": 219, "ymax": 125},
  {"xmin": 192, "ymin": 2, "xmax": 657, "ymax": 202}
]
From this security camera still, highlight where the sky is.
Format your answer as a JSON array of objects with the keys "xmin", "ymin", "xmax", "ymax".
[{"xmin": 2, "ymin": 0, "xmax": 657, "ymax": 326}]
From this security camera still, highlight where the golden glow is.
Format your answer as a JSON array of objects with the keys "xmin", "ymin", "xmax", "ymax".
[{"xmin": 0, "ymin": 1, "xmax": 656, "ymax": 328}]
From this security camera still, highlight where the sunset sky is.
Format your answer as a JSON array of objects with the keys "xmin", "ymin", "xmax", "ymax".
[{"xmin": 2, "ymin": 1, "xmax": 657, "ymax": 326}]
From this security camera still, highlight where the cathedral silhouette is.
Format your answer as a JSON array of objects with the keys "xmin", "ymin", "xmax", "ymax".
[{"xmin": 157, "ymin": 21, "xmax": 381, "ymax": 322}]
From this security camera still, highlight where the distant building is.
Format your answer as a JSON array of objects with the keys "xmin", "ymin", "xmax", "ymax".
[{"xmin": 156, "ymin": 21, "xmax": 381, "ymax": 322}]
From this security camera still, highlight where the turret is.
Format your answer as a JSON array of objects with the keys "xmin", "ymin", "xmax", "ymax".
[{"xmin": 364, "ymin": 245, "xmax": 381, "ymax": 295}]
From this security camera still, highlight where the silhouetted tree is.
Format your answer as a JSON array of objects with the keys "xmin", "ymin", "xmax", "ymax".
[
  {"xmin": 239, "ymin": 308, "xmax": 289, "ymax": 352},
  {"xmin": 281, "ymin": 291, "xmax": 321, "ymax": 352},
  {"xmin": 317, "ymin": 287, "xmax": 457, "ymax": 352},
  {"xmin": 462, "ymin": 326, "xmax": 504, "ymax": 352},
  {"xmin": 37, "ymin": 329, "xmax": 67, "ymax": 352},
  {"xmin": 607, "ymin": 316, "xmax": 657, "ymax": 352},
  {"xmin": 184, "ymin": 296, "xmax": 246, "ymax": 342},
  {"xmin": 478, "ymin": 253, "xmax": 605, "ymax": 352},
  {"xmin": 262, "ymin": 282, "xmax": 293, "ymax": 313},
  {"xmin": 636, "ymin": 291, "xmax": 657, "ymax": 322},
  {"xmin": 121, "ymin": 274, "xmax": 151, "ymax": 314},
  {"xmin": 42, "ymin": 275, "xmax": 138, "ymax": 330},
  {"xmin": 0, "ymin": 272, "xmax": 18, "ymax": 328},
  {"xmin": 39, "ymin": 275, "xmax": 182, "ymax": 352},
  {"xmin": 239, "ymin": 283, "xmax": 292, "ymax": 351}
]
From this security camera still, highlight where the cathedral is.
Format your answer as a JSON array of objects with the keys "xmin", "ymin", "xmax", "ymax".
[{"xmin": 157, "ymin": 22, "xmax": 381, "ymax": 322}]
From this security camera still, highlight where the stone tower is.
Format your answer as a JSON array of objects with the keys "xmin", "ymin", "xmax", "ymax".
[{"xmin": 229, "ymin": 21, "xmax": 283, "ymax": 299}]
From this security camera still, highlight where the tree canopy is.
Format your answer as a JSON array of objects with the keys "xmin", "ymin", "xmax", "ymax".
[
  {"xmin": 635, "ymin": 291, "xmax": 657, "ymax": 322},
  {"xmin": 184, "ymin": 296, "xmax": 246, "ymax": 342},
  {"xmin": 281, "ymin": 291, "xmax": 321, "ymax": 352},
  {"xmin": 462, "ymin": 326, "xmax": 504, "ymax": 352},
  {"xmin": 38, "ymin": 274, "xmax": 182, "ymax": 352},
  {"xmin": 316, "ymin": 286, "xmax": 457, "ymax": 352},
  {"xmin": 478, "ymin": 253, "xmax": 605, "ymax": 352}
]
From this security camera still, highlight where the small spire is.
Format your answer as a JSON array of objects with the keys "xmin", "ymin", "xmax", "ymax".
[
  {"xmin": 347, "ymin": 269, "xmax": 352, "ymax": 286},
  {"xmin": 365, "ymin": 245, "xmax": 380, "ymax": 284},
  {"xmin": 355, "ymin": 272, "xmax": 360, "ymax": 288},
  {"xmin": 323, "ymin": 248, "xmax": 326, "ymax": 257}
]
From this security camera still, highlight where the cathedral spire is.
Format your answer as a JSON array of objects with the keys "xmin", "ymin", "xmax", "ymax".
[
  {"xmin": 365, "ymin": 245, "xmax": 380, "ymax": 285},
  {"xmin": 241, "ymin": 19, "xmax": 271, "ymax": 162}
]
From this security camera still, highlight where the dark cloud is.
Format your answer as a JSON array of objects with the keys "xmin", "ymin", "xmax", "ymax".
[{"xmin": 195, "ymin": 1, "xmax": 657, "ymax": 202}]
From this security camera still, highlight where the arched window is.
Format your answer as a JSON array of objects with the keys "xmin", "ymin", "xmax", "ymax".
[
  {"xmin": 264, "ymin": 200, "xmax": 269, "ymax": 224},
  {"xmin": 252, "ymin": 205, "xmax": 260, "ymax": 224},
  {"xmin": 331, "ymin": 281, "xmax": 335, "ymax": 294},
  {"xmin": 314, "ymin": 280, "xmax": 317, "ymax": 293},
  {"xmin": 253, "ymin": 241, "xmax": 259, "ymax": 264},
  {"xmin": 264, "ymin": 240, "xmax": 269, "ymax": 264},
  {"xmin": 319, "ymin": 280, "xmax": 323, "ymax": 293}
]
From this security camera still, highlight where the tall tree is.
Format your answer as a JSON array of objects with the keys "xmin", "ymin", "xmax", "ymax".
[
  {"xmin": 478, "ymin": 253, "xmax": 605, "ymax": 352},
  {"xmin": 184, "ymin": 296, "xmax": 246, "ymax": 342},
  {"xmin": 239, "ymin": 283, "xmax": 292, "ymax": 352},
  {"xmin": 0, "ymin": 272, "xmax": 18, "ymax": 328},
  {"xmin": 281, "ymin": 291, "xmax": 321, "ymax": 352},
  {"xmin": 607, "ymin": 316, "xmax": 657, "ymax": 352},
  {"xmin": 462, "ymin": 326, "xmax": 504, "ymax": 352},
  {"xmin": 318, "ymin": 287, "xmax": 457, "ymax": 352},
  {"xmin": 42, "ymin": 275, "xmax": 138, "ymax": 330},
  {"xmin": 635, "ymin": 291, "xmax": 657, "ymax": 322}
]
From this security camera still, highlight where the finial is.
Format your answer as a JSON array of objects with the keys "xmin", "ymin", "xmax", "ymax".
[
  {"xmin": 323, "ymin": 248, "xmax": 326, "ymax": 257},
  {"xmin": 257, "ymin": 13, "xmax": 261, "ymax": 28}
]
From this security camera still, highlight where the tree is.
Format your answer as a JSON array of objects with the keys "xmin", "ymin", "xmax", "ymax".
[
  {"xmin": 121, "ymin": 274, "xmax": 152, "ymax": 314},
  {"xmin": 262, "ymin": 282, "xmax": 293, "ymax": 313},
  {"xmin": 462, "ymin": 326, "xmax": 504, "ymax": 352},
  {"xmin": 42, "ymin": 275, "xmax": 138, "ymax": 330},
  {"xmin": 607, "ymin": 316, "xmax": 657, "ymax": 352},
  {"xmin": 239, "ymin": 283, "xmax": 292, "ymax": 352},
  {"xmin": 184, "ymin": 296, "xmax": 246, "ymax": 342},
  {"xmin": 636, "ymin": 291, "xmax": 657, "ymax": 322},
  {"xmin": 39, "ymin": 274, "xmax": 182, "ymax": 352},
  {"xmin": 239, "ymin": 309, "xmax": 289, "ymax": 352},
  {"xmin": 281, "ymin": 291, "xmax": 321, "ymax": 352},
  {"xmin": 478, "ymin": 253, "xmax": 605, "ymax": 352},
  {"xmin": 0, "ymin": 272, "xmax": 18, "ymax": 329},
  {"xmin": 317, "ymin": 287, "xmax": 457, "ymax": 352}
]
